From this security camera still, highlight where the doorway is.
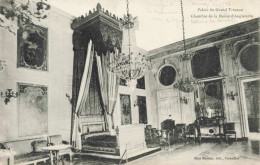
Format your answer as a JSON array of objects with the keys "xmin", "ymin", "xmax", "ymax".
[{"xmin": 242, "ymin": 79, "xmax": 260, "ymax": 139}]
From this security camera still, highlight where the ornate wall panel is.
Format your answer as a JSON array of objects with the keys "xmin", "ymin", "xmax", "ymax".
[
  {"xmin": 137, "ymin": 96, "xmax": 147, "ymax": 124},
  {"xmin": 17, "ymin": 24, "xmax": 48, "ymax": 71},
  {"xmin": 120, "ymin": 94, "xmax": 132, "ymax": 125},
  {"xmin": 18, "ymin": 83, "xmax": 48, "ymax": 136}
]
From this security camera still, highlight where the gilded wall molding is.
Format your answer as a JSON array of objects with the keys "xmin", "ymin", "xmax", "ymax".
[{"xmin": 149, "ymin": 18, "xmax": 260, "ymax": 60}]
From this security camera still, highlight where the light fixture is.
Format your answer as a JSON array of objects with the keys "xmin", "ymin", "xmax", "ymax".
[
  {"xmin": 108, "ymin": 0, "xmax": 151, "ymax": 83},
  {"xmin": 173, "ymin": 0, "xmax": 199, "ymax": 93},
  {"xmin": 0, "ymin": 0, "xmax": 50, "ymax": 35},
  {"xmin": 66, "ymin": 93, "xmax": 72, "ymax": 104},
  {"xmin": 180, "ymin": 96, "xmax": 188, "ymax": 104},
  {"xmin": 1, "ymin": 89, "xmax": 19, "ymax": 105},
  {"xmin": 0, "ymin": 60, "xmax": 7, "ymax": 71},
  {"xmin": 134, "ymin": 99, "xmax": 138, "ymax": 107},
  {"xmin": 227, "ymin": 91, "xmax": 238, "ymax": 101}
]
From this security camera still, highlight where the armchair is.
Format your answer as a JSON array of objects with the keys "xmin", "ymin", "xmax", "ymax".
[
  {"xmin": 175, "ymin": 124, "xmax": 186, "ymax": 141},
  {"xmin": 161, "ymin": 119, "xmax": 175, "ymax": 144},
  {"xmin": 224, "ymin": 123, "xmax": 237, "ymax": 142},
  {"xmin": 185, "ymin": 124, "xmax": 197, "ymax": 141},
  {"xmin": 159, "ymin": 130, "xmax": 170, "ymax": 148}
]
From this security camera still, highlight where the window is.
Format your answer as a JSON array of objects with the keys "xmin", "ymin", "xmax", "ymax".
[
  {"xmin": 191, "ymin": 47, "xmax": 221, "ymax": 79},
  {"xmin": 136, "ymin": 76, "xmax": 145, "ymax": 89},
  {"xmin": 120, "ymin": 78, "xmax": 127, "ymax": 86},
  {"xmin": 159, "ymin": 65, "xmax": 176, "ymax": 86},
  {"xmin": 240, "ymin": 45, "xmax": 260, "ymax": 72}
]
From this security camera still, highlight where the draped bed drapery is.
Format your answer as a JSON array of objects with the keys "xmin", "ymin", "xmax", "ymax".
[
  {"xmin": 96, "ymin": 50, "xmax": 120, "ymax": 131},
  {"xmin": 72, "ymin": 40, "xmax": 94, "ymax": 149}
]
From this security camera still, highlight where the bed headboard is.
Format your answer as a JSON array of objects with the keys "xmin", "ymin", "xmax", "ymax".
[
  {"xmin": 81, "ymin": 121, "xmax": 106, "ymax": 134},
  {"xmin": 79, "ymin": 115, "xmax": 106, "ymax": 134}
]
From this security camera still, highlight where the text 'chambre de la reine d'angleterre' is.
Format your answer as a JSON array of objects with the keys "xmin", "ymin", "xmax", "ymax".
[{"xmin": 191, "ymin": 7, "xmax": 253, "ymax": 19}]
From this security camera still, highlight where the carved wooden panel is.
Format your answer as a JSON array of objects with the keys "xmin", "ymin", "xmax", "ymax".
[{"xmin": 120, "ymin": 94, "xmax": 132, "ymax": 125}]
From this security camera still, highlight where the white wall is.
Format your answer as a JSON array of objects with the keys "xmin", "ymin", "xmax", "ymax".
[
  {"xmin": 0, "ymin": 4, "xmax": 74, "ymax": 142},
  {"xmin": 147, "ymin": 57, "xmax": 196, "ymax": 129},
  {"xmin": 113, "ymin": 74, "xmax": 152, "ymax": 128}
]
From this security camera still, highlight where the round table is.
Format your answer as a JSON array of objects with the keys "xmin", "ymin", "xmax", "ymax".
[{"xmin": 42, "ymin": 144, "xmax": 71, "ymax": 165}]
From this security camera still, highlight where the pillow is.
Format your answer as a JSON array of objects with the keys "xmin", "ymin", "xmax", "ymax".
[
  {"xmin": 31, "ymin": 140, "xmax": 48, "ymax": 152},
  {"xmin": 89, "ymin": 124, "xmax": 104, "ymax": 133}
]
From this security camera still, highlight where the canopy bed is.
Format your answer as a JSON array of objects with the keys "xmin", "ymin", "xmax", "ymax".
[{"xmin": 70, "ymin": 4, "xmax": 148, "ymax": 156}]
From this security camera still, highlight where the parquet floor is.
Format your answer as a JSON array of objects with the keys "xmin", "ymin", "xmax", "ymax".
[{"xmin": 61, "ymin": 140, "xmax": 259, "ymax": 165}]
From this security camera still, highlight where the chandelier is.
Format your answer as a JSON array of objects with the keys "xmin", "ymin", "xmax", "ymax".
[
  {"xmin": 0, "ymin": 0, "xmax": 50, "ymax": 35},
  {"xmin": 108, "ymin": 0, "xmax": 151, "ymax": 83},
  {"xmin": 173, "ymin": 0, "xmax": 199, "ymax": 93}
]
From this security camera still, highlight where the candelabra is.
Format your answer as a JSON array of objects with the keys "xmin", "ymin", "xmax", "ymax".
[
  {"xmin": 227, "ymin": 91, "xmax": 238, "ymax": 101},
  {"xmin": 1, "ymin": 89, "xmax": 19, "ymax": 105},
  {"xmin": 180, "ymin": 96, "xmax": 188, "ymax": 104}
]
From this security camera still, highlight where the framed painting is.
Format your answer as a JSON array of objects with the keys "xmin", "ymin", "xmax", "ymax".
[
  {"xmin": 17, "ymin": 24, "xmax": 48, "ymax": 71},
  {"xmin": 18, "ymin": 83, "xmax": 48, "ymax": 136}
]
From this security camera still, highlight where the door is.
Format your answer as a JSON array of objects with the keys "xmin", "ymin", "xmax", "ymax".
[{"xmin": 158, "ymin": 98, "xmax": 179, "ymax": 129}]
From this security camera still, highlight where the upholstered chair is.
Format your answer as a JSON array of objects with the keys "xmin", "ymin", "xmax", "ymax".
[{"xmin": 224, "ymin": 123, "xmax": 237, "ymax": 142}]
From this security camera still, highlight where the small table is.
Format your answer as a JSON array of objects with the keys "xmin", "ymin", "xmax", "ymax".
[
  {"xmin": 0, "ymin": 149, "xmax": 16, "ymax": 165},
  {"xmin": 42, "ymin": 144, "xmax": 71, "ymax": 165}
]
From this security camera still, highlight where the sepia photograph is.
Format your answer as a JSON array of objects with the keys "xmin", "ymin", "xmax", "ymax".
[{"xmin": 0, "ymin": 0, "xmax": 259, "ymax": 164}]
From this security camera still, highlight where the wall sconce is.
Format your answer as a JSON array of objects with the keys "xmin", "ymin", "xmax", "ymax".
[
  {"xmin": 227, "ymin": 91, "xmax": 238, "ymax": 101},
  {"xmin": 134, "ymin": 100, "xmax": 139, "ymax": 107},
  {"xmin": 0, "ymin": 60, "xmax": 7, "ymax": 71},
  {"xmin": 180, "ymin": 97, "xmax": 188, "ymax": 104},
  {"xmin": 1, "ymin": 89, "xmax": 19, "ymax": 105},
  {"xmin": 66, "ymin": 93, "xmax": 72, "ymax": 105}
]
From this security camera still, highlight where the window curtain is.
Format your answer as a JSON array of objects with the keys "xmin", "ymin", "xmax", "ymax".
[
  {"xmin": 96, "ymin": 49, "xmax": 119, "ymax": 132},
  {"xmin": 72, "ymin": 40, "xmax": 94, "ymax": 149}
]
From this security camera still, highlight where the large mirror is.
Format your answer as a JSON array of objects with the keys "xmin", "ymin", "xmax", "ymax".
[{"xmin": 195, "ymin": 79, "xmax": 224, "ymax": 119}]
